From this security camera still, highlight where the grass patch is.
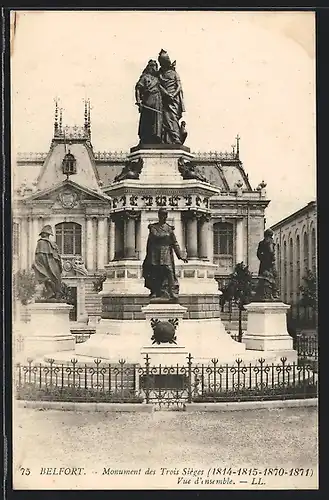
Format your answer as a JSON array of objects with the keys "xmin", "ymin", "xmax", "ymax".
[
  {"xmin": 192, "ymin": 383, "xmax": 317, "ymax": 403},
  {"xmin": 16, "ymin": 383, "xmax": 144, "ymax": 403}
]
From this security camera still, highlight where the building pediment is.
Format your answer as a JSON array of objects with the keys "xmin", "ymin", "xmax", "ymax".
[{"xmin": 22, "ymin": 179, "xmax": 111, "ymax": 208}]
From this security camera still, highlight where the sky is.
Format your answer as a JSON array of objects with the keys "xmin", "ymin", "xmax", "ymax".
[{"xmin": 11, "ymin": 10, "xmax": 316, "ymax": 227}]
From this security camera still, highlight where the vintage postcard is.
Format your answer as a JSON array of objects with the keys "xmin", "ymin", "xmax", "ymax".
[{"xmin": 11, "ymin": 10, "xmax": 317, "ymax": 490}]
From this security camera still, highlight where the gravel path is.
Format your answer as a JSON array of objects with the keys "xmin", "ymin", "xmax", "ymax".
[{"xmin": 13, "ymin": 405, "xmax": 318, "ymax": 489}]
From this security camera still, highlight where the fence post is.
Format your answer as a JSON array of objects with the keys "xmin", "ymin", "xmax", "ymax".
[
  {"xmin": 144, "ymin": 354, "xmax": 150, "ymax": 404},
  {"xmin": 133, "ymin": 363, "xmax": 140, "ymax": 397},
  {"xmin": 49, "ymin": 359, "xmax": 55, "ymax": 387},
  {"xmin": 187, "ymin": 353, "xmax": 193, "ymax": 403},
  {"xmin": 27, "ymin": 358, "xmax": 33, "ymax": 385},
  {"xmin": 212, "ymin": 358, "xmax": 218, "ymax": 396},
  {"xmin": 281, "ymin": 357, "xmax": 287, "ymax": 399},
  {"xmin": 119, "ymin": 359, "xmax": 125, "ymax": 402}
]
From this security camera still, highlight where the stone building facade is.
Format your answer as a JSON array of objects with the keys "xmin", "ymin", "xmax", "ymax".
[
  {"xmin": 270, "ymin": 201, "xmax": 317, "ymax": 305},
  {"xmin": 13, "ymin": 105, "xmax": 269, "ymax": 325}
]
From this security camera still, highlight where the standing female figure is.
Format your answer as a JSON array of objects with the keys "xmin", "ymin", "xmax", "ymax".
[
  {"xmin": 135, "ymin": 59, "xmax": 163, "ymax": 144},
  {"xmin": 158, "ymin": 49, "xmax": 185, "ymax": 144}
]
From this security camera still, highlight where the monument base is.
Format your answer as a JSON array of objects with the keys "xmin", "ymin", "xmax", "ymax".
[
  {"xmin": 140, "ymin": 303, "xmax": 189, "ymax": 364},
  {"xmin": 75, "ymin": 302, "xmax": 246, "ymax": 365},
  {"xmin": 22, "ymin": 302, "xmax": 75, "ymax": 359},
  {"xmin": 243, "ymin": 302, "xmax": 297, "ymax": 363},
  {"xmin": 140, "ymin": 345, "xmax": 189, "ymax": 365}
]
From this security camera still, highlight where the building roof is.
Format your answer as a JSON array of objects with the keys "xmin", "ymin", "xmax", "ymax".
[
  {"xmin": 14, "ymin": 108, "xmax": 263, "ymax": 198},
  {"xmin": 35, "ymin": 140, "xmax": 102, "ymax": 193},
  {"xmin": 15, "ymin": 149, "xmax": 255, "ymax": 195},
  {"xmin": 270, "ymin": 201, "xmax": 317, "ymax": 231}
]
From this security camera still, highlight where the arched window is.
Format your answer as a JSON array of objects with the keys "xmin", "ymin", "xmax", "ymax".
[
  {"xmin": 213, "ymin": 222, "xmax": 233, "ymax": 256},
  {"xmin": 283, "ymin": 240, "xmax": 287, "ymax": 302},
  {"xmin": 311, "ymin": 227, "xmax": 316, "ymax": 274},
  {"xmin": 55, "ymin": 222, "xmax": 82, "ymax": 255},
  {"xmin": 296, "ymin": 235, "xmax": 301, "ymax": 298},
  {"xmin": 303, "ymin": 232, "xmax": 309, "ymax": 273},
  {"xmin": 13, "ymin": 222, "xmax": 20, "ymax": 256},
  {"xmin": 289, "ymin": 238, "xmax": 294, "ymax": 301}
]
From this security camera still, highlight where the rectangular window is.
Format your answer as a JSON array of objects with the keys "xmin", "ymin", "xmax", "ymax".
[
  {"xmin": 213, "ymin": 222, "xmax": 233, "ymax": 256},
  {"xmin": 55, "ymin": 222, "xmax": 82, "ymax": 255}
]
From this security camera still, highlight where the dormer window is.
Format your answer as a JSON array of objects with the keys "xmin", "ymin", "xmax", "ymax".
[{"xmin": 62, "ymin": 149, "xmax": 77, "ymax": 178}]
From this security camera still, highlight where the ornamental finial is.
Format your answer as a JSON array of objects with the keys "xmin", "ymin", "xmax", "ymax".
[
  {"xmin": 54, "ymin": 98, "xmax": 59, "ymax": 136},
  {"xmin": 235, "ymin": 134, "xmax": 240, "ymax": 159}
]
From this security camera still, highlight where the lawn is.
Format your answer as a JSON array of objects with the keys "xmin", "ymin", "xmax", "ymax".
[{"xmin": 13, "ymin": 404, "xmax": 318, "ymax": 490}]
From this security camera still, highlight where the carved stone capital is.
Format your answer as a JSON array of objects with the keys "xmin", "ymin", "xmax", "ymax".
[
  {"xmin": 182, "ymin": 210, "xmax": 198, "ymax": 221},
  {"xmin": 123, "ymin": 210, "xmax": 141, "ymax": 220},
  {"xmin": 197, "ymin": 212, "xmax": 211, "ymax": 223}
]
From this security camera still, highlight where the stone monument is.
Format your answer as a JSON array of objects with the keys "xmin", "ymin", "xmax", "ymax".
[
  {"xmin": 243, "ymin": 229, "xmax": 297, "ymax": 362},
  {"xmin": 76, "ymin": 49, "xmax": 247, "ymax": 364},
  {"xmin": 24, "ymin": 225, "xmax": 74, "ymax": 358}
]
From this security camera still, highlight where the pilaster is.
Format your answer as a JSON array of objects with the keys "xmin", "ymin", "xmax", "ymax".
[
  {"xmin": 86, "ymin": 217, "xmax": 93, "ymax": 270},
  {"xmin": 97, "ymin": 217, "xmax": 106, "ymax": 270}
]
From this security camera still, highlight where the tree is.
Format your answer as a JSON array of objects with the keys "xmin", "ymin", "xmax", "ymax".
[
  {"xmin": 299, "ymin": 269, "xmax": 317, "ymax": 310},
  {"xmin": 221, "ymin": 262, "xmax": 253, "ymax": 342}
]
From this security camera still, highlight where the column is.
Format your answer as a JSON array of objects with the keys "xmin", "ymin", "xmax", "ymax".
[
  {"xmin": 114, "ymin": 215, "xmax": 124, "ymax": 260},
  {"xmin": 20, "ymin": 217, "xmax": 28, "ymax": 270},
  {"xmin": 32, "ymin": 217, "xmax": 39, "ymax": 251},
  {"xmin": 186, "ymin": 212, "xmax": 198, "ymax": 259},
  {"xmin": 108, "ymin": 217, "xmax": 115, "ymax": 262},
  {"xmin": 37, "ymin": 216, "xmax": 44, "ymax": 234},
  {"xmin": 28, "ymin": 217, "xmax": 34, "ymax": 268},
  {"xmin": 171, "ymin": 212, "xmax": 183, "ymax": 249},
  {"xmin": 208, "ymin": 221, "xmax": 214, "ymax": 263},
  {"xmin": 97, "ymin": 217, "xmax": 106, "ymax": 270},
  {"xmin": 199, "ymin": 214, "xmax": 210, "ymax": 259},
  {"xmin": 124, "ymin": 212, "xmax": 136, "ymax": 259},
  {"xmin": 28, "ymin": 217, "xmax": 39, "ymax": 270},
  {"xmin": 135, "ymin": 218, "xmax": 141, "ymax": 260},
  {"xmin": 236, "ymin": 218, "xmax": 244, "ymax": 264},
  {"xmin": 139, "ymin": 211, "xmax": 151, "ymax": 262},
  {"xmin": 86, "ymin": 217, "xmax": 93, "ymax": 270}
]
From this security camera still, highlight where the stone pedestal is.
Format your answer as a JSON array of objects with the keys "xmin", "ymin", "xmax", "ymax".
[
  {"xmin": 130, "ymin": 146, "xmax": 194, "ymax": 184},
  {"xmin": 140, "ymin": 303, "xmax": 189, "ymax": 364},
  {"xmin": 243, "ymin": 302, "xmax": 297, "ymax": 363},
  {"xmin": 140, "ymin": 302, "xmax": 246, "ymax": 364},
  {"xmin": 22, "ymin": 302, "xmax": 75, "ymax": 359}
]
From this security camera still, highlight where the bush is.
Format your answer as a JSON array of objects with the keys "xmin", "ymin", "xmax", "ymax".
[{"xmin": 13, "ymin": 270, "xmax": 37, "ymax": 305}]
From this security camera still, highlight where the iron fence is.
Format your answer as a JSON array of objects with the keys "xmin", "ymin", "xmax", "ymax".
[
  {"xmin": 15, "ymin": 354, "xmax": 318, "ymax": 408},
  {"xmin": 287, "ymin": 304, "xmax": 317, "ymax": 331},
  {"xmin": 294, "ymin": 335, "xmax": 318, "ymax": 371},
  {"xmin": 15, "ymin": 358, "xmax": 141, "ymax": 403},
  {"xmin": 229, "ymin": 332, "xmax": 318, "ymax": 360}
]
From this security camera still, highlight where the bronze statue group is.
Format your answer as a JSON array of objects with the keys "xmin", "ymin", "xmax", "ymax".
[{"xmin": 135, "ymin": 49, "xmax": 187, "ymax": 146}]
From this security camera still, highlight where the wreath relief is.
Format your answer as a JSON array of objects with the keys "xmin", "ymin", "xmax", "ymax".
[{"xmin": 150, "ymin": 318, "xmax": 179, "ymax": 345}]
